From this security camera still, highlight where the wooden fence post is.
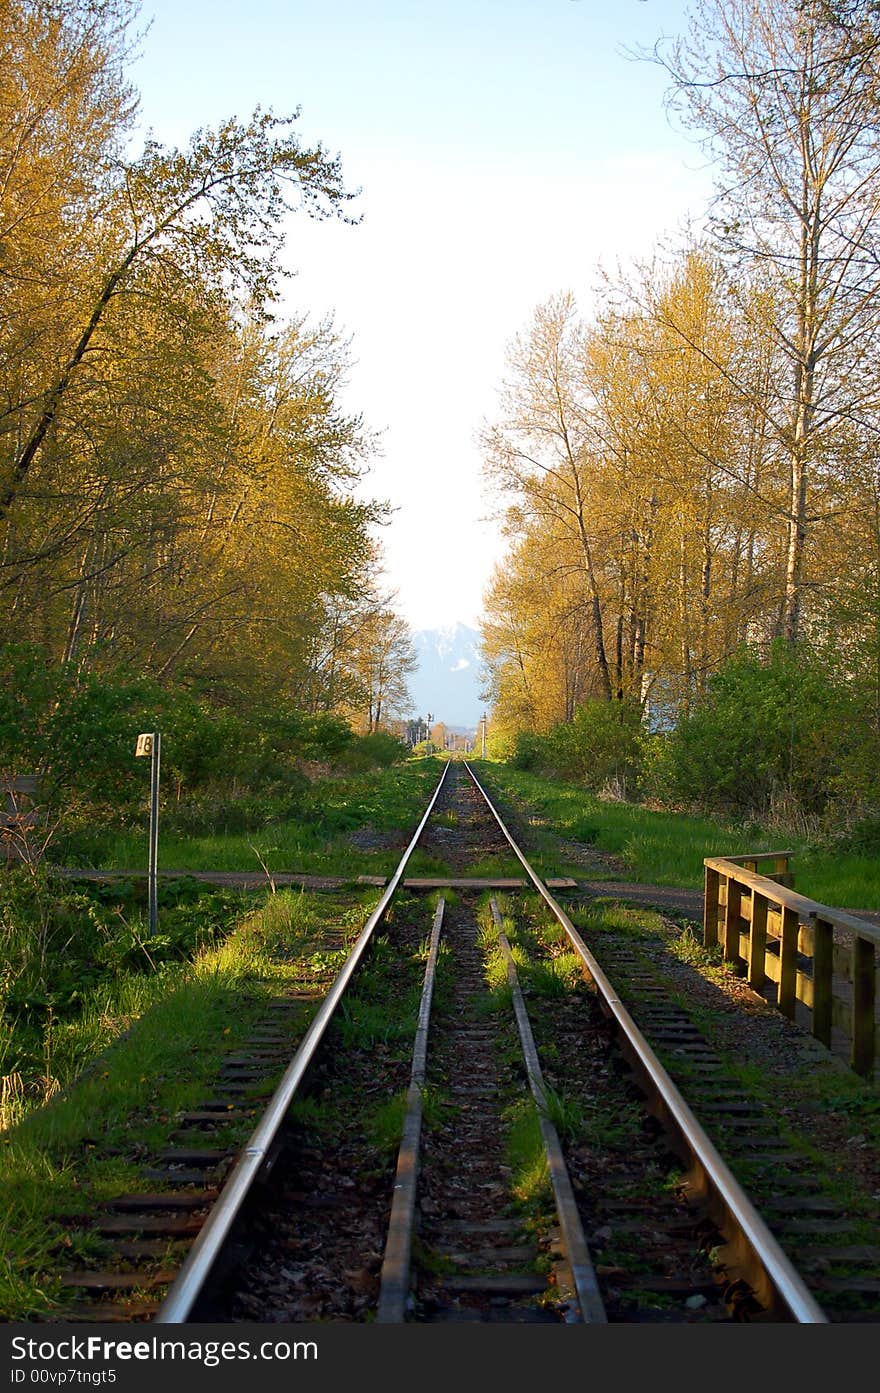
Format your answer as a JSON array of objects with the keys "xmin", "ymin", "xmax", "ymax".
[
  {"xmin": 748, "ymin": 891, "xmax": 768, "ymax": 994},
  {"xmin": 779, "ymin": 906, "xmax": 799, "ymax": 1020},
  {"xmin": 851, "ymin": 935, "xmax": 876, "ymax": 1078},
  {"xmin": 773, "ymin": 854, "xmax": 794, "ymax": 889},
  {"xmin": 812, "ymin": 915, "xmax": 834, "ymax": 1048},
  {"xmin": 704, "ymin": 866, "xmax": 720, "ymax": 951},
  {"xmin": 723, "ymin": 876, "xmax": 743, "ymax": 966}
]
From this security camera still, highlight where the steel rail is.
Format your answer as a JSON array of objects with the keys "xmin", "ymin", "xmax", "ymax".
[
  {"xmin": 156, "ymin": 760, "xmax": 451, "ymax": 1324},
  {"xmin": 463, "ymin": 762, "xmax": 828, "ymax": 1325},
  {"xmin": 376, "ymin": 897, "xmax": 446, "ymax": 1322},
  {"xmin": 490, "ymin": 899, "xmax": 607, "ymax": 1323}
]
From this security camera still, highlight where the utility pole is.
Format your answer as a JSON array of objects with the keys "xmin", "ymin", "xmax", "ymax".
[{"xmin": 481, "ymin": 713, "xmax": 487, "ymax": 759}]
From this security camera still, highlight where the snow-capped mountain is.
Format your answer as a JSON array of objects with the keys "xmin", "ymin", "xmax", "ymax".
[{"xmin": 409, "ymin": 622, "xmax": 485, "ymax": 728}]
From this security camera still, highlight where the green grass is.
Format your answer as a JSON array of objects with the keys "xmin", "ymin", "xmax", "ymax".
[
  {"xmin": 466, "ymin": 854, "xmax": 526, "ymax": 879},
  {"xmin": 0, "ymin": 887, "xmax": 355, "ymax": 1319},
  {"xmin": 478, "ymin": 764, "xmax": 880, "ymax": 911},
  {"xmin": 52, "ymin": 759, "xmax": 445, "ymax": 876},
  {"xmin": 504, "ymin": 1096, "xmax": 551, "ymax": 1210},
  {"xmin": 539, "ymin": 1085, "xmax": 583, "ymax": 1144},
  {"xmin": 569, "ymin": 900, "xmax": 670, "ymax": 942},
  {"xmin": 0, "ymin": 876, "xmax": 261, "ymax": 1120},
  {"xmin": 367, "ymin": 1084, "xmax": 452, "ymax": 1157}
]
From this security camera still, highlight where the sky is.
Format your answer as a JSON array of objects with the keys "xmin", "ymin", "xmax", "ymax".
[{"xmin": 129, "ymin": 0, "xmax": 712, "ymax": 632}]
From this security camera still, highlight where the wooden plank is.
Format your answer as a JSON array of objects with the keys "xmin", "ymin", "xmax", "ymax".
[
  {"xmin": 722, "ymin": 875, "xmax": 743, "ymax": 965},
  {"xmin": 748, "ymin": 891, "xmax": 768, "ymax": 992},
  {"xmin": 704, "ymin": 866, "xmax": 720, "ymax": 950},
  {"xmin": 851, "ymin": 935, "xmax": 876, "ymax": 1077},
  {"xmin": 109, "ymin": 1192, "xmax": 217, "ymax": 1210},
  {"xmin": 797, "ymin": 923, "xmax": 815, "ymax": 956},
  {"xmin": 61, "ymin": 1271, "xmax": 175, "ymax": 1291},
  {"xmin": 357, "ymin": 877, "xmax": 578, "ymax": 889},
  {"xmin": 811, "ymin": 916, "xmax": 834, "ymax": 1047},
  {"xmin": 779, "ymin": 905, "xmax": 799, "ymax": 1019}
]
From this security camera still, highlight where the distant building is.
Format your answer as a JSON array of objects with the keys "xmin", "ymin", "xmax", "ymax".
[{"xmin": 641, "ymin": 673, "xmax": 678, "ymax": 734}]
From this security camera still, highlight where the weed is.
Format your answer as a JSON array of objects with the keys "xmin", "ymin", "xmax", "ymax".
[
  {"xmin": 367, "ymin": 1090, "xmax": 409, "ymax": 1155},
  {"xmin": 504, "ymin": 1097, "xmax": 551, "ymax": 1210},
  {"xmin": 539, "ymin": 1086, "xmax": 583, "ymax": 1145}
]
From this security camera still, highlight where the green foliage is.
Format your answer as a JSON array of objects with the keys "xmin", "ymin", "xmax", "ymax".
[
  {"xmin": 0, "ymin": 645, "xmax": 61, "ymax": 767},
  {"xmin": 336, "ymin": 729, "xmax": 408, "ymax": 771},
  {"xmin": 0, "ymin": 643, "xmax": 419, "ymax": 852},
  {"xmin": 511, "ymin": 698, "xmax": 645, "ymax": 793},
  {"xmin": 659, "ymin": 642, "xmax": 858, "ymax": 815},
  {"xmin": 0, "ymin": 866, "xmax": 245, "ymax": 1088}
]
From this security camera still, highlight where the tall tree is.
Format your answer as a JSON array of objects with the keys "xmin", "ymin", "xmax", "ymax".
[
  {"xmin": 483, "ymin": 293, "xmax": 616, "ymax": 698},
  {"xmin": 658, "ymin": 0, "xmax": 880, "ymax": 640},
  {"xmin": 344, "ymin": 606, "xmax": 417, "ymax": 733},
  {"xmin": 0, "ymin": 107, "xmax": 355, "ymax": 528}
]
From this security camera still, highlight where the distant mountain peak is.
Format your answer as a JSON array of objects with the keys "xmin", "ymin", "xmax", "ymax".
[{"xmin": 409, "ymin": 622, "xmax": 483, "ymax": 728}]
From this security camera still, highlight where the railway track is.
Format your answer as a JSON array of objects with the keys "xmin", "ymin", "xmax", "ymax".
[{"xmin": 55, "ymin": 759, "xmax": 870, "ymax": 1323}]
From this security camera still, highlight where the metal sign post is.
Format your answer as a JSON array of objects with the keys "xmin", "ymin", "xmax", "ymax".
[
  {"xmin": 481, "ymin": 713, "xmax": 487, "ymax": 759},
  {"xmin": 135, "ymin": 732, "xmax": 161, "ymax": 937}
]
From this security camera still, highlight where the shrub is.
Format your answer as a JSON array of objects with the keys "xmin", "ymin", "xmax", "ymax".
[
  {"xmin": 662, "ymin": 641, "xmax": 856, "ymax": 816},
  {"xmin": 512, "ymin": 700, "xmax": 645, "ymax": 792},
  {"xmin": 510, "ymin": 731, "xmax": 545, "ymax": 771}
]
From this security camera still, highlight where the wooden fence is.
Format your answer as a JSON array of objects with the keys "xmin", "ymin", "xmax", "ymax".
[{"xmin": 703, "ymin": 852, "xmax": 878, "ymax": 1078}]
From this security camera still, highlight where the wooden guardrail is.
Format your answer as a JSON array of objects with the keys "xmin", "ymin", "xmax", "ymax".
[{"xmin": 704, "ymin": 853, "xmax": 878, "ymax": 1077}]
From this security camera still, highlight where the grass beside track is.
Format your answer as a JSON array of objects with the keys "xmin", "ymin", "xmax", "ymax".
[
  {"xmin": 559, "ymin": 896, "xmax": 880, "ymax": 1216},
  {"xmin": 473, "ymin": 763, "xmax": 880, "ymax": 911},
  {"xmin": 0, "ymin": 888, "xmax": 374, "ymax": 1320},
  {"xmin": 52, "ymin": 759, "xmax": 448, "ymax": 878},
  {"xmin": 516, "ymin": 892, "xmax": 880, "ymax": 1316}
]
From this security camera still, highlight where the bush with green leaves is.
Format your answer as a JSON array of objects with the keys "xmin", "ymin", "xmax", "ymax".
[
  {"xmin": 0, "ymin": 867, "xmax": 243, "ymax": 1063},
  {"xmin": 0, "ymin": 643, "xmax": 407, "ymax": 842},
  {"xmin": 341, "ymin": 729, "xmax": 409, "ymax": 770},
  {"xmin": 512, "ymin": 699, "xmax": 645, "ymax": 793},
  {"xmin": 658, "ymin": 641, "xmax": 858, "ymax": 816}
]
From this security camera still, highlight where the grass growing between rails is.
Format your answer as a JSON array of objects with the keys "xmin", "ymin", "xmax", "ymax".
[
  {"xmin": 52, "ymin": 758, "xmax": 446, "ymax": 878},
  {"xmin": 0, "ymin": 887, "xmax": 373, "ymax": 1320},
  {"xmin": 474, "ymin": 763, "xmax": 880, "ymax": 911}
]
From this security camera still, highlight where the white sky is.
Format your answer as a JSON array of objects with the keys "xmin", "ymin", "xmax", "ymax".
[{"xmin": 130, "ymin": 0, "xmax": 712, "ymax": 631}]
